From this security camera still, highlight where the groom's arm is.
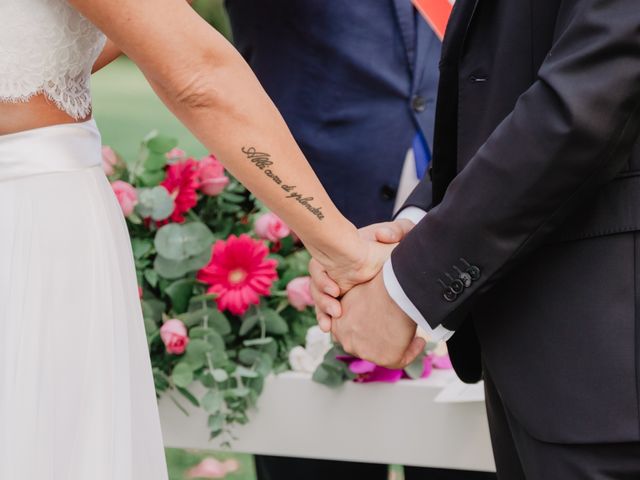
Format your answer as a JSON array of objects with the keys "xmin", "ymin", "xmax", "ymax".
[{"xmin": 389, "ymin": 0, "xmax": 640, "ymax": 332}]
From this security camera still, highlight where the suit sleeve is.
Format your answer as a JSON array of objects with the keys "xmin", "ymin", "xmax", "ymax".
[
  {"xmin": 391, "ymin": 0, "xmax": 640, "ymax": 331},
  {"xmin": 395, "ymin": 176, "xmax": 434, "ymax": 214}
]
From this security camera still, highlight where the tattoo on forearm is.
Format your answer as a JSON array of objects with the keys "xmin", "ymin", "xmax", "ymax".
[{"xmin": 242, "ymin": 146, "xmax": 325, "ymax": 220}]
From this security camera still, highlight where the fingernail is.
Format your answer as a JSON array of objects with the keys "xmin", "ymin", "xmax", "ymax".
[
  {"xmin": 324, "ymin": 286, "xmax": 336, "ymax": 296},
  {"xmin": 328, "ymin": 305, "xmax": 340, "ymax": 317},
  {"xmin": 381, "ymin": 227, "xmax": 397, "ymax": 240}
]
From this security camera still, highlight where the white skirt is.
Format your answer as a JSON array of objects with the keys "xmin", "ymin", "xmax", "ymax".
[{"xmin": 0, "ymin": 120, "xmax": 169, "ymax": 479}]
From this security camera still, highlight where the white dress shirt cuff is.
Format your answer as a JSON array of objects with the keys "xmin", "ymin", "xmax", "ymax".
[
  {"xmin": 383, "ymin": 206, "xmax": 454, "ymax": 342},
  {"xmin": 396, "ymin": 206, "xmax": 428, "ymax": 225}
]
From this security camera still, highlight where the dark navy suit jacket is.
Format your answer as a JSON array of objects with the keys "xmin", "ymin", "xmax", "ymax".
[{"xmin": 226, "ymin": 0, "xmax": 441, "ymax": 226}]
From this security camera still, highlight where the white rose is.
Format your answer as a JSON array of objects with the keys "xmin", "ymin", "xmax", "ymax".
[
  {"xmin": 305, "ymin": 326, "xmax": 332, "ymax": 361},
  {"xmin": 289, "ymin": 346, "xmax": 319, "ymax": 374}
]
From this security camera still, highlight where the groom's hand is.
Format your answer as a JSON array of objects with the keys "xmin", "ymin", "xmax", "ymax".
[
  {"xmin": 309, "ymin": 219, "xmax": 415, "ymax": 331},
  {"xmin": 332, "ymin": 271, "xmax": 426, "ymax": 369}
]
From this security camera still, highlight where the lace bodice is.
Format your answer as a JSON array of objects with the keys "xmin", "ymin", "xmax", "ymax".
[{"xmin": 0, "ymin": 0, "xmax": 106, "ymax": 120}]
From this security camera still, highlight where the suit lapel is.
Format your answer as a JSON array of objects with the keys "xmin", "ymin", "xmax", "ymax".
[
  {"xmin": 440, "ymin": 0, "xmax": 480, "ymax": 64},
  {"xmin": 391, "ymin": 0, "xmax": 417, "ymax": 74}
]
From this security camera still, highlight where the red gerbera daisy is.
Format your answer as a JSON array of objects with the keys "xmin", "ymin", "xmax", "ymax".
[
  {"xmin": 160, "ymin": 158, "xmax": 199, "ymax": 223},
  {"xmin": 197, "ymin": 234, "xmax": 279, "ymax": 316}
]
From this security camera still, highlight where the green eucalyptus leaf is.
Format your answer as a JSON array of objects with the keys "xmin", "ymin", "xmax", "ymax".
[
  {"xmin": 208, "ymin": 310, "xmax": 232, "ymax": 336},
  {"xmin": 144, "ymin": 151, "xmax": 168, "ymax": 171},
  {"xmin": 239, "ymin": 314, "xmax": 259, "ymax": 336},
  {"xmin": 165, "ymin": 279, "xmax": 195, "ymax": 314},
  {"xmin": 221, "ymin": 192, "xmax": 246, "ymax": 203},
  {"xmin": 212, "ymin": 369, "xmax": 229, "ymax": 382},
  {"xmin": 208, "ymin": 412, "xmax": 224, "ymax": 432},
  {"xmin": 201, "ymin": 389, "xmax": 224, "ymax": 414},
  {"xmin": 155, "ymin": 223, "xmax": 214, "ymax": 261},
  {"xmin": 136, "ymin": 186, "xmax": 174, "ymax": 221},
  {"xmin": 186, "ymin": 337, "xmax": 213, "ymax": 356},
  {"xmin": 144, "ymin": 269, "xmax": 159, "ymax": 288},
  {"xmin": 262, "ymin": 309, "xmax": 289, "ymax": 335},
  {"xmin": 255, "ymin": 353, "xmax": 273, "ymax": 377},
  {"xmin": 131, "ymin": 238, "xmax": 153, "ymax": 259},
  {"xmin": 154, "ymin": 249, "xmax": 211, "ymax": 280},
  {"xmin": 146, "ymin": 133, "xmax": 178, "ymax": 154},
  {"xmin": 238, "ymin": 348, "xmax": 260, "ymax": 365},
  {"xmin": 200, "ymin": 373, "xmax": 216, "ymax": 388},
  {"xmin": 205, "ymin": 330, "xmax": 225, "ymax": 349},
  {"xmin": 312, "ymin": 365, "xmax": 344, "ymax": 388},
  {"xmin": 138, "ymin": 169, "xmax": 167, "ymax": 187},
  {"xmin": 404, "ymin": 353, "xmax": 427, "ymax": 379},
  {"xmin": 231, "ymin": 387, "xmax": 251, "ymax": 397},
  {"xmin": 189, "ymin": 326, "xmax": 218, "ymax": 339},
  {"xmin": 176, "ymin": 386, "xmax": 200, "ymax": 407},
  {"xmin": 172, "ymin": 362, "xmax": 194, "ymax": 388},
  {"xmin": 141, "ymin": 298, "xmax": 165, "ymax": 324}
]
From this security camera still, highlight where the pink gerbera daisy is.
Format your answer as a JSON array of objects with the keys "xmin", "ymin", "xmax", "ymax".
[
  {"xmin": 160, "ymin": 158, "xmax": 199, "ymax": 223},
  {"xmin": 197, "ymin": 234, "xmax": 279, "ymax": 316}
]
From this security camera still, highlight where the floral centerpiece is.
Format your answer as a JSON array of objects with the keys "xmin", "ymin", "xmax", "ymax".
[
  {"xmin": 104, "ymin": 133, "xmax": 316, "ymax": 445},
  {"xmin": 104, "ymin": 132, "xmax": 451, "ymax": 445}
]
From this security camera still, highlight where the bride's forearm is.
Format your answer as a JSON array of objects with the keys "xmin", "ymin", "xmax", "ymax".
[
  {"xmin": 70, "ymin": 0, "xmax": 361, "ymax": 267},
  {"xmin": 149, "ymin": 55, "xmax": 360, "ymax": 265}
]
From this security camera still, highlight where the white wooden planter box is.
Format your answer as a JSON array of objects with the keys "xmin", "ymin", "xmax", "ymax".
[{"xmin": 158, "ymin": 370, "xmax": 496, "ymax": 472}]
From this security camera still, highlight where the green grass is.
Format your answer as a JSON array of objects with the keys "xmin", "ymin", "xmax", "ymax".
[{"xmin": 92, "ymin": 57, "xmax": 209, "ymax": 162}]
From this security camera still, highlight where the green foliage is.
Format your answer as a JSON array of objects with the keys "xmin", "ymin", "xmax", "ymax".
[{"xmin": 106, "ymin": 133, "xmax": 316, "ymax": 444}]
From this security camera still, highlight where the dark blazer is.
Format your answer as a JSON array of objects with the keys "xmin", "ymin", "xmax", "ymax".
[
  {"xmin": 393, "ymin": 0, "xmax": 640, "ymax": 444},
  {"xmin": 226, "ymin": 0, "xmax": 441, "ymax": 226}
]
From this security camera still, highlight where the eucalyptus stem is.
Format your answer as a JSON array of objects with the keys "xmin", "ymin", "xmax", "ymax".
[{"xmin": 202, "ymin": 299, "xmax": 217, "ymax": 377}]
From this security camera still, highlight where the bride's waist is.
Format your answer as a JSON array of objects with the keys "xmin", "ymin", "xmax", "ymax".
[
  {"xmin": 0, "ymin": 118, "xmax": 102, "ymax": 182},
  {"xmin": 0, "ymin": 94, "xmax": 91, "ymax": 136}
]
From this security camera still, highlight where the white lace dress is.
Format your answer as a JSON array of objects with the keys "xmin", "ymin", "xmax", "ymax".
[{"xmin": 0, "ymin": 1, "xmax": 169, "ymax": 478}]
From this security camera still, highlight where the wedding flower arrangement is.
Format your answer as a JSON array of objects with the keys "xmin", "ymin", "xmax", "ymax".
[
  {"xmin": 103, "ymin": 133, "xmax": 317, "ymax": 444},
  {"xmin": 104, "ymin": 132, "xmax": 451, "ymax": 444}
]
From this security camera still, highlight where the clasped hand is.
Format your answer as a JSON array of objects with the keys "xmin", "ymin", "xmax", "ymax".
[{"xmin": 309, "ymin": 220, "xmax": 426, "ymax": 370}]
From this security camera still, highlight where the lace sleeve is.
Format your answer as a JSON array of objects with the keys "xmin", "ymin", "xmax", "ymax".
[{"xmin": 0, "ymin": 0, "xmax": 107, "ymax": 120}]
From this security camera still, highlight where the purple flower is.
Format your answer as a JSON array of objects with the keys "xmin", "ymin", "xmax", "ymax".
[
  {"xmin": 337, "ymin": 352, "xmax": 453, "ymax": 384},
  {"xmin": 338, "ymin": 356, "xmax": 404, "ymax": 383}
]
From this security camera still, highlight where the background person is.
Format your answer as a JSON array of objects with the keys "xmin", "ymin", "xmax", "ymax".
[{"xmin": 226, "ymin": 1, "xmax": 496, "ymax": 479}]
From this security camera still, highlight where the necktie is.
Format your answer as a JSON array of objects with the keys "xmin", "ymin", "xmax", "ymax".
[{"xmin": 411, "ymin": 0, "xmax": 454, "ymax": 40}]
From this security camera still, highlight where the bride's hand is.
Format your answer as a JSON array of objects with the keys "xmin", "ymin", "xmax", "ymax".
[{"xmin": 308, "ymin": 219, "xmax": 415, "ymax": 332}]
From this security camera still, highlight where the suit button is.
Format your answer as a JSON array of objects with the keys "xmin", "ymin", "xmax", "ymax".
[
  {"xmin": 380, "ymin": 184, "xmax": 396, "ymax": 201},
  {"xmin": 443, "ymin": 288, "xmax": 457, "ymax": 302},
  {"xmin": 411, "ymin": 95, "xmax": 427, "ymax": 113}
]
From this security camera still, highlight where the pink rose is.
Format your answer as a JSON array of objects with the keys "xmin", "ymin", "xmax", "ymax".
[
  {"xmin": 185, "ymin": 457, "xmax": 240, "ymax": 479},
  {"xmin": 287, "ymin": 276, "xmax": 315, "ymax": 311},
  {"xmin": 254, "ymin": 212, "xmax": 291, "ymax": 242},
  {"xmin": 101, "ymin": 145, "xmax": 120, "ymax": 176},
  {"xmin": 111, "ymin": 180, "xmax": 138, "ymax": 217},
  {"xmin": 166, "ymin": 148, "xmax": 187, "ymax": 161},
  {"xmin": 197, "ymin": 154, "xmax": 229, "ymax": 196},
  {"xmin": 160, "ymin": 319, "xmax": 189, "ymax": 355}
]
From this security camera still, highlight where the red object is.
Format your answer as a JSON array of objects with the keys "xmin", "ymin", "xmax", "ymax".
[
  {"xmin": 412, "ymin": 0, "xmax": 454, "ymax": 41},
  {"xmin": 197, "ymin": 234, "xmax": 279, "ymax": 316},
  {"xmin": 160, "ymin": 158, "xmax": 199, "ymax": 223}
]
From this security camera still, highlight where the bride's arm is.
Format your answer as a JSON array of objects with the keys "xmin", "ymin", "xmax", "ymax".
[
  {"xmin": 72, "ymin": 0, "xmax": 388, "ymax": 290},
  {"xmin": 91, "ymin": 0, "xmax": 195, "ymax": 73},
  {"xmin": 92, "ymin": 39, "xmax": 121, "ymax": 73}
]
